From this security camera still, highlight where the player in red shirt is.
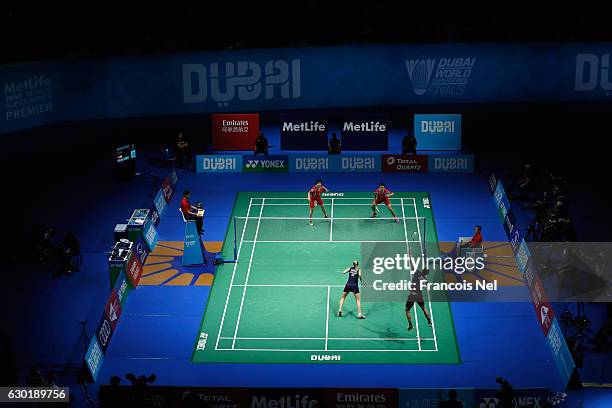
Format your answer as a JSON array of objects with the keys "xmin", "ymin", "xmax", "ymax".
[
  {"xmin": 308, "ymin": 179, "xmax": 329, "ymax": 226},
  {"xmin": 371, "ymin": 183, "xmax": 399, "ymax": 223}
]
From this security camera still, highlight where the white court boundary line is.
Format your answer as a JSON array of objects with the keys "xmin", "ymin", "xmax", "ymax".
[
  {"xmin": 219, "ymin": 337, "xmax": 435, "ymax": 341},
  {"xmin": 325, "ymin": 286, "xmax": 330, "ymax": 350},
  {"xmin": 401, "ymin": 198, "xmax": 421, "ymax": 351},
  {"xmin": 231, "ymin": 198, "xmax": 265, "ymax": 349},
  {"xmin": 214, "ymin": 196, "xmax": 440, "ymax": 353},
  {"xmin": 329, "ymin": 198, "xmax": 334, "ymax": 242},
  {"xmin": 413, "ymin": 197, "xmax": 439, "ymax": 352},
  {"xmin": 215, "ymin": 198, "xmax": 253, "ymax": 351}
]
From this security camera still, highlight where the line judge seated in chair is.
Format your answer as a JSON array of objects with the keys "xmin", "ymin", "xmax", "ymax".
[
  {"xmin": 458, "ymin": 225, "xmax": 483, "ymax": 256},
  {"xmin": 180, "ymin": 190, "xmax": 204, "ymax": 235}
]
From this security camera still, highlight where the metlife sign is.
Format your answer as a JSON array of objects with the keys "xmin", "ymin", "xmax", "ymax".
[
  {"xmin": 429, "ymin": 154, "xmax": 474, "ymax": 172},
  {"xmin": 196, "ymin": 155, "xmax": 242, "ymax": 173},
  {"xmin": 280, "ymin": 114, "xmax": 328, "ymax": 150},
  {"xmin": 414, "ymin": 114, "xmax": 461, "ymax": 150},
  {"xmin": 243, "ymin": 155, "xmax": 289, "ymax": 173},
  {"xmin": 341, "ymin": 115, "xmax": 389, "ymax": 150}
]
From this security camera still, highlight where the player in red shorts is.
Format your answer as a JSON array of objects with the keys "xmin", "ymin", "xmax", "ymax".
[
  {"xmin": 371, "ymin": 182, "xmax": 399, "ymax": 223},
  {"xmin": 308, "ymin": 179, "xmax": 329, "ymax": 226}
]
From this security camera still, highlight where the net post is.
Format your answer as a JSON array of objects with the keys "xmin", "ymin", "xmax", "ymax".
[
  {"xmin": 233, "ymin": 216, "xmax": 238, "ymax": 261},
  {"xmin": 422, "ymin": 216, "xmax": 427, "ymax": 258}
]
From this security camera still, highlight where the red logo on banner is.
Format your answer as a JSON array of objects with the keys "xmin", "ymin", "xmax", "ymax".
[
  {"xmin": 104, "ymin": 290, "xmax": 123, "ymax": 330},
  {"xmin": 529, "ymin": 275, "xmax": 554, "ymax": 336},
  {"xmin": 126, "ymin": 254, "xmax": 143, "ymax": 288},
  {"xmin": 212, "ymin": 113, "xmax": 260, "ymax": 150},
  {"xmin": 162, "ymin": 177, "xmax": 174, "ymax": 203},
  {"xmin": 382, "ymin": 155, "xmax": 428, "ymax": 173}
]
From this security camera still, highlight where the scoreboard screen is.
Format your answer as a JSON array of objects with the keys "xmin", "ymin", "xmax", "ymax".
[{"xmin": 115, "ymin": 144, "xmax": 136, "ymax": 164}]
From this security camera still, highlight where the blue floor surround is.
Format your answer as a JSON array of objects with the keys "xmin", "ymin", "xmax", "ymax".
[
  {"xmin": 6, "ymin": 153, "xmax": 611, "ymax": 405},
  {"xmin": 101, "ymin": 169, "xmax": 564, "ymax": 390}
]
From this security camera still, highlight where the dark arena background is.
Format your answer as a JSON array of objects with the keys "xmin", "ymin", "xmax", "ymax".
[{"xmin": 2, "ymin": 2, "xmax": 612, "ymax": 407}]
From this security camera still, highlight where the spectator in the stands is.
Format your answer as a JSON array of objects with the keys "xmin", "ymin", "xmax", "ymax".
[
  {"xmin": 461, "ymin": 225, "xmax": 483, "ymax": 249},
  {"xmin": 180, "ymin": 190, "xmax": 204, "ymax": 235},
  {"xmin": 439, "ymin": 389, "xmax": 463, "ymax": 408},
  {"xmin": 254, "ymin": 131, "xmax": 269, "ymax": 155},
  {"xmin": 402, "ymin": 131, "xmax": 417, "ymax": 155},
  {"xmin": 328, "ymin": 132, "xmax": 341, "ymax": 154},
  {"xmin": 175, "ymin": 132, "xmax": 191, "ymax": 168}
]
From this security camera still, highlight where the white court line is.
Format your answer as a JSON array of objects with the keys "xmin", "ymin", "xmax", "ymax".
[
  {"xmin": 231, "ymin": 198, "xmax": 265, "ymax": 349},
  {"xmin": 216, "ymin": 348, "xmax": 438, "ymax": 352},
  {"xmin": 232, "ymin": 284, "xmax": 345, "ymax": 288},
  {"xmin": 413, "ymin": 198, "xmax": 439, "ymax": 352},
  {"xmin": 234, "ymin": 216, "xmax": 421, "ymax": 220},
  {"xmin": 401, "ymin": 198, "xmax": 421, "ymax": 351},
  {"xmin": 329, "ymin": 198, "xmax": 334, "ymax": 242},
  {"xmin": 325, "ymin": 286, "xmax": 330, "ymax": 350},
  {"xmin": 219, "ymin": 337, "xmax": 435, "ymax": 341},
  {"xmin": 254, "ymin": 197, "xmax": 416, "ymax": 201},
  {"xmin": 241, "ymin": 240, "xmax": 420, "ymax": 243},
  {"xmin": 215, "ymin": 198, "xmax": 253, "ymax": 351}
]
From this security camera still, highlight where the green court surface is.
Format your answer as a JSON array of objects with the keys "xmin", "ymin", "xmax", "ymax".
[{"xmin": 192, "ymin": 192, "xmax": 460, "ymax": 364}]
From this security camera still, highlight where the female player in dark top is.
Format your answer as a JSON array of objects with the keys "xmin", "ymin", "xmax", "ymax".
[
  {"xmin": 307, "ymin": 179, "xmax": 329, "ymax": 226},
  {"xmin": 338, "ymin": 260, "xmax": 366, "ymax": 319},
  {"xmin": 406, "ymin": 268, "xmax": 433, "ymax": 331},
  {"xmin": 371, "ymin": 182, "xmax": 399, "ymax": 223}
]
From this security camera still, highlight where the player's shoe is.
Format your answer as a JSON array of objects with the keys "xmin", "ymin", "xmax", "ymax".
[
  {"xmin": 338, "ymin": 311, "xmax": 342, "ymax": 317},
  {"xmin": 358, "ymin": 314, "xmax": 366, "ymax": 319},
  {"xmin": 427, "ymin": 320, "xmax": 432, "ymax": 327},
  {"xmin": 394, "ymin": 218, "xmax": 399, "ymax": 223},
  {"xmin": 308, "ymin": 220, "xmax": 314, "ymax": 226},
  {"xmin": 407, "ymin": 323, "xmax": 413, "ymax": 331},
  {"xmin": 371, "ymin": 212, "xmax": 377, "ymax": 218}
]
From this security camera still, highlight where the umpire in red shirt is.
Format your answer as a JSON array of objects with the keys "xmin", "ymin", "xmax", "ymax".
[{"xmin": 180, "ymin": 190, "xmax": 203, "ymax": 235}]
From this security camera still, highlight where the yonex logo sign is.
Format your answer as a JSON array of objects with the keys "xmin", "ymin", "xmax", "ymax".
[
  {"xmin": 406, "ymin": 57, "xmax": 476, "ymax": 96},
  {"xmin": 386, "ymin": 156, "xmax": 395, "ymax": 165},
  {"xmin": 245, "ymin": 159, "xmax": 286, "ymax": 169}
]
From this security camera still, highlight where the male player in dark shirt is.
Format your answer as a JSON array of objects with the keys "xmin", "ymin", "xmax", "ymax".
[
  {"xmin": 406, "ymin": 268, "xmax": 432, "ymax": 330},
  {"xmin": 338, "ymin": 260, "xmax": 365, "ymax": 319}
]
